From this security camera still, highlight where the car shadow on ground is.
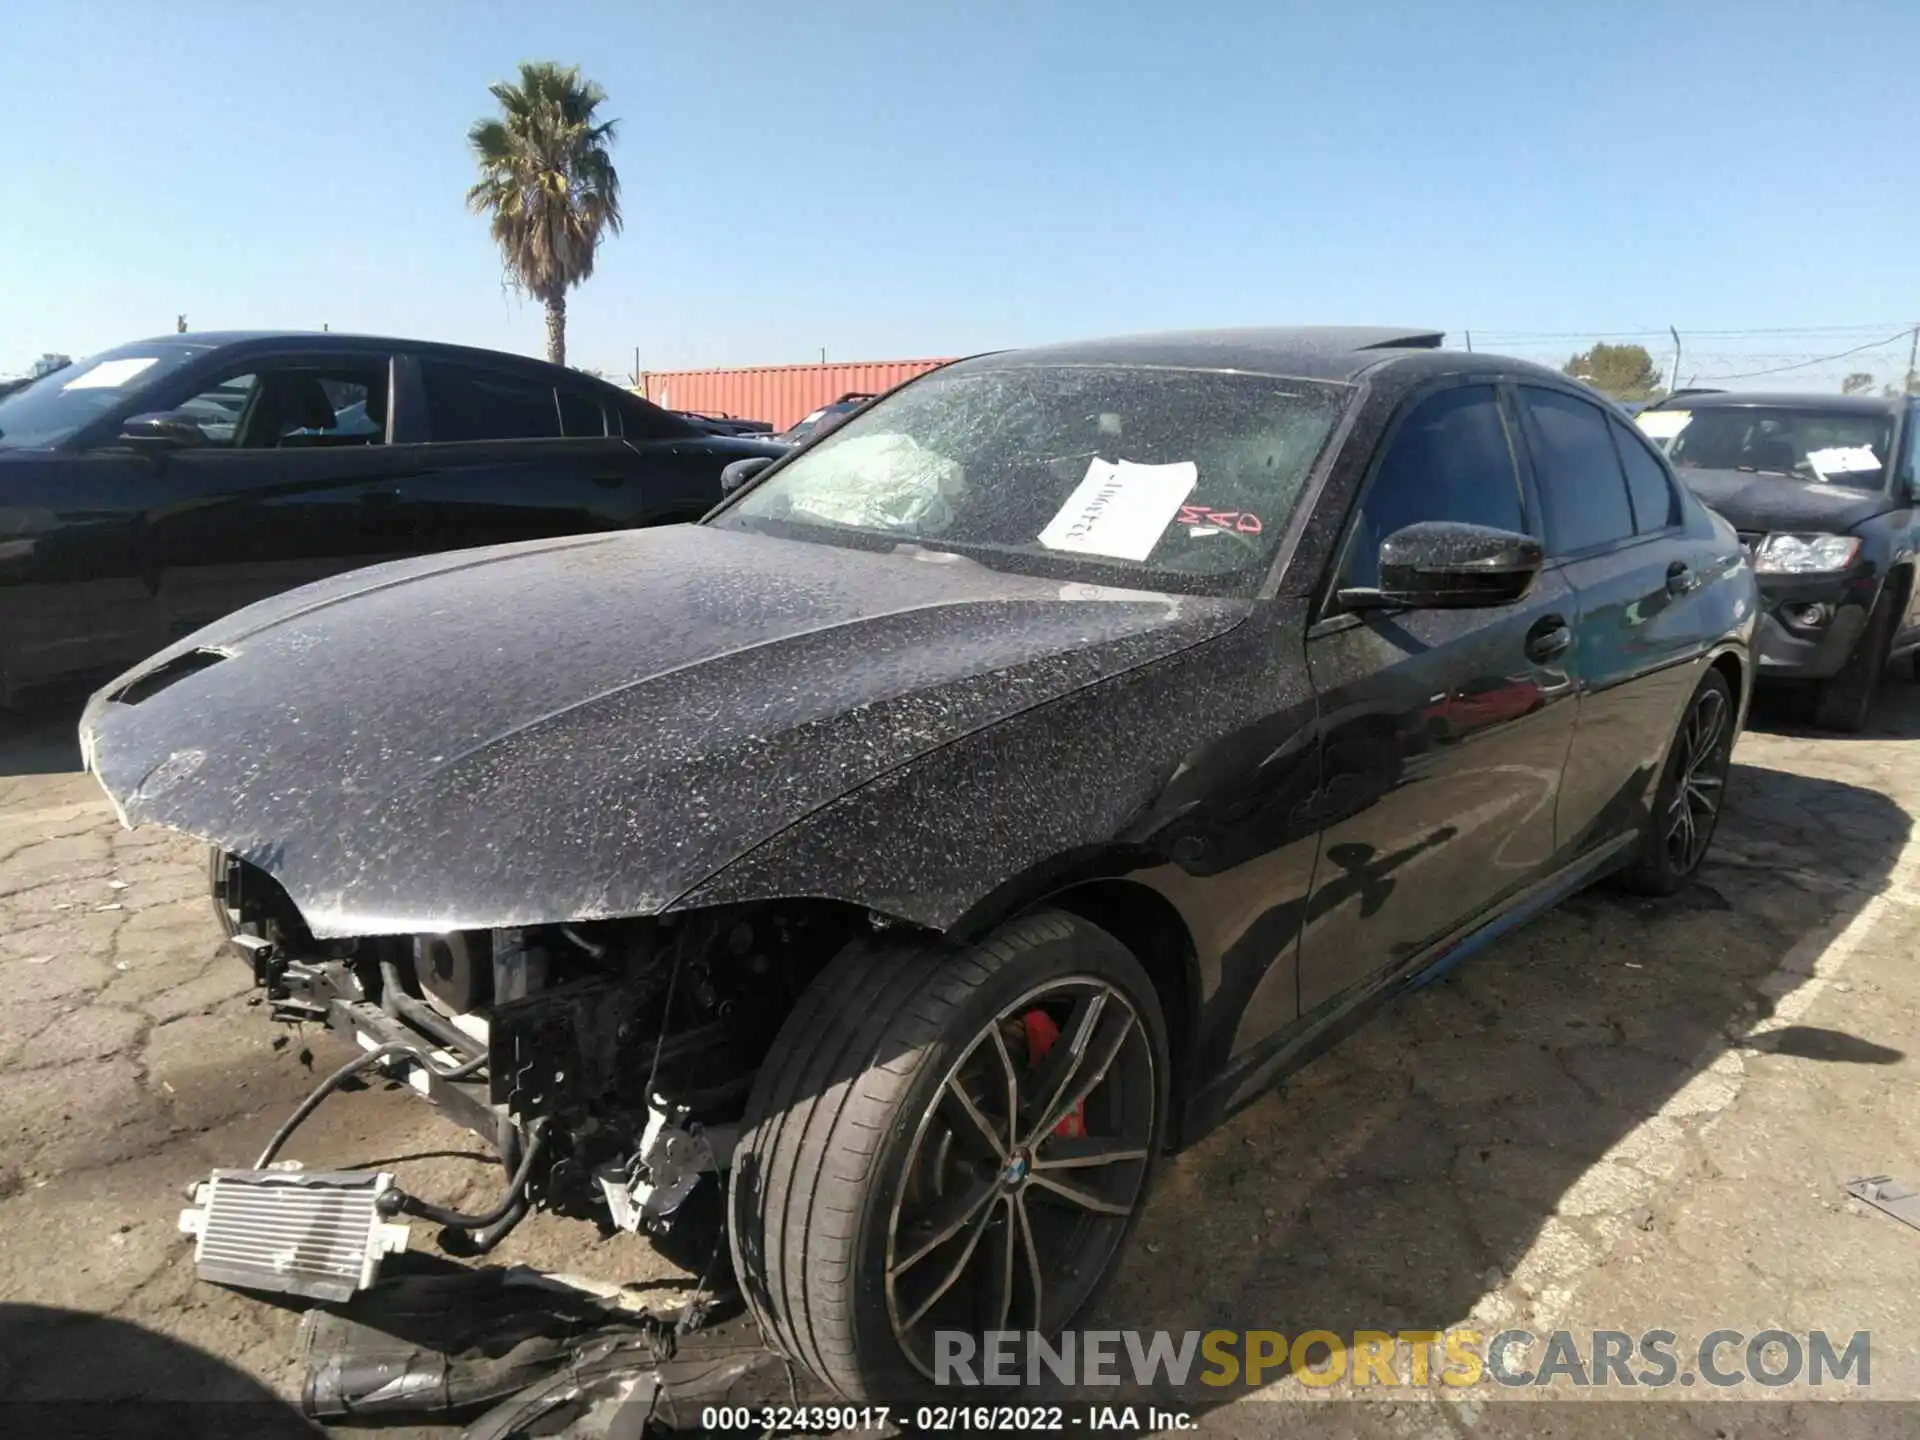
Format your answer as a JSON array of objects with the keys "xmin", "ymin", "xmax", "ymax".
[
  {"xmin": 0, "ymin": 1303, "xmax": 319, "ymax": 1436},
  {"xmin": 1743, "ymin": 671, "xmax": 1920, "ymax": 741},
  {"xmin": 1073, "ymin": 687, "xmax": 1920, "ymax": 1411}
]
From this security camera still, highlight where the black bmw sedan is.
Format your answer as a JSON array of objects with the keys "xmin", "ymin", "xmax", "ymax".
[
  {"xmin": 1637, "ymin": 388, "xmax": 1920, "ymax": 730},
  {"xmin": 0, "ymin": 331, "xmax": 785, "ymax": 704},
  {"xmin": 78, "ymin": 327, "xmax": 1756, "ymax": 1403}
]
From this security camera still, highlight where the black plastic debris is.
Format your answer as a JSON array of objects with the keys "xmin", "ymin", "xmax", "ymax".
[
  {"xmin": 299, "ymin": 1266, "xmax": 634, "ymax": 1418},
  {"xmin": 294, "ymin": 1264, "xmax": 821, "ymax": 1437},
  {"xmin": 461, "ymin": 1317, "xmax": 814, "ymax": 1440}
]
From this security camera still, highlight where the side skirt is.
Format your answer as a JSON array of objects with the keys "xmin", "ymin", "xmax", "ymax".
[{"xmin": 1179, "ymin": 830, "xmax": 1638, "ymax": 1141}]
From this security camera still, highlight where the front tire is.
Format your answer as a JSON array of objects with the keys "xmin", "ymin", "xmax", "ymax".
[
  {"xmin": 1620, "ymin": 668, "xmax": 1735, "ymax": 896},
  {"xmin": 728, "ymin": 912, "xmax": 1167, "ymax": 1402},
  {"xmin": 1812, "ymin": 589, "xmax": 1896, "ymax": 732}
]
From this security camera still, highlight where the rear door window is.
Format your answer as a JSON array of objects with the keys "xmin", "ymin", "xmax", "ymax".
[
  {"xmin": 1520, "ymin": 387, "xmax": 1636, "ymax": 555},
  {"xmin": 613, "ymin": 394, "xmax": 693, "ymax": 441},
  {"xmin": 557, "ymin": 388, "xmax": 607, "ymax": 437},
  {"xmin": 1609, "ymin": 415, "xmax": 1679, "ymax": 533},
  {"xmin": 420, "ymin": 361, "xmax": 562, "ymax": 441},
  {"xmin": 1338, "ymin": 384, "xmax": 1528, "ymax": 590}
]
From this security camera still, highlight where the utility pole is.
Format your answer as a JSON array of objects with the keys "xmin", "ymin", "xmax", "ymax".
[
  {"xmin": 1905, "ymin": 324, "xmax": 1918, "ymax": 396},
  {"xmin": 1464, "ymin": 330, "xmax": 1473, "ymax": 353},
  {"xmin": 633, "ymin": 346, "xmax": 640, "ymax": 387},
  {"xmin": 1667, "ymin": 326, "xmax": 1682, "ymax": 394},
  {"xmin": 820, "ymin": 348, "xmax": 827, "ymax": 364}
]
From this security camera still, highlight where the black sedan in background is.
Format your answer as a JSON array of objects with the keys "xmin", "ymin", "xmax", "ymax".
[
  {"xmin": 1637, "ymin": 388, "xmax": 1920, "ymax": 729},
  {"xmin": 0, "ymin": 332, "xmax": 785, "ymax": 703},
  {"xmin": 673, "ymin": 409, "xmax": 776, "ymax": 437},
  {"xmin": 82, "ymin": 327, "xmax": 1754, "ymax": 1404},
  {"xmin": 772, "ymin": 390, "xmax": 877, "ymax": 446}
]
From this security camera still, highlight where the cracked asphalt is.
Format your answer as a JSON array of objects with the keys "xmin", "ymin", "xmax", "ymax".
[{"xmin": 6, "ymin": 683, "xmax": 1920, "ymax": 1436}]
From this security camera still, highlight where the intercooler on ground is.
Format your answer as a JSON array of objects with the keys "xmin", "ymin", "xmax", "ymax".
[{"xmin": 179, "ymin": 1168, "xmax": 412, "ymax": 1302}]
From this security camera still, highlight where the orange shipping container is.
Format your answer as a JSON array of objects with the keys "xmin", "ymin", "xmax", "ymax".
[{"xmin": 639, "ymin": 359, "xmax": 955, "ymax": 432}]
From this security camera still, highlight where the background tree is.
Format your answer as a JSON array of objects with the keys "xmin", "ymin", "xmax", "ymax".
[
  {"xmin": 1562, "ymin": 343, "xmax": 1666, "ymax": 401},
  {"xmin": 1842, "ymin": 372, "xmax": 1876, "ymax": 395},
  {"xmin": 467, "ymin": 62, "xmax": 622, "ymax": 367}
]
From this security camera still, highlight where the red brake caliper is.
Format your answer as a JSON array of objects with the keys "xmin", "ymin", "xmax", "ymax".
[{"xmin": 1022, "ymin": 1010, "xmax": 1087, "ymax": 1139}]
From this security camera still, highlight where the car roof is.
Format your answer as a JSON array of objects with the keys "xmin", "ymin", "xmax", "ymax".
[
  {"xmin": 961, "ymin": 326, "xmax": 1569, "ymax": 386},
  {"xmin": 1646, "ymin": 389, "xmax": 1903, "ymax": 416},
  {"xmin": 107, "ymin": 330, "xmax": 617, "ymax": 382}
]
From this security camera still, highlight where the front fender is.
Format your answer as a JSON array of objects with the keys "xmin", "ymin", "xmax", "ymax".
[{"xmin": 669, "ymin": 609, "xmax": 1317, "ymax": 932}]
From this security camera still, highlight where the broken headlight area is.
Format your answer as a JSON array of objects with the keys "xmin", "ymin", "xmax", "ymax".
[{"xmin": 201, "ymin": 849, "xmax": 870, "ymax": 1296}]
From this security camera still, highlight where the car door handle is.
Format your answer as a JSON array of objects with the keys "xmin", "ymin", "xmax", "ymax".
[
  {"xmin": 1525, "ymin": 616, "xmax": 1572, "ymax": 662},
  {"xmin": 1666, "ymin": 561, "xmax": 1693, "ymax": 596}
]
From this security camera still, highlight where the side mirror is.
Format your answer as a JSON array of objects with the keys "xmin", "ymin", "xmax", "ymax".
[
  {"xmin": 720, "ymin": 455, "xmax": 775, "ymax": 495},
  {"xmin": 119, "ymin": 411, "xmax": 207, "ymax": 452},
  {"xmin": 1341, "ymin": 520, "xmax": 1544, "ymax": 611}
]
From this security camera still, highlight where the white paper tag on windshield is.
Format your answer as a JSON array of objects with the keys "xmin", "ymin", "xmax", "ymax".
[
  {"xmin": 1038, "ymin": 458, "xmax": 1197, "ymax": 562},
  {"xmin": 63, "ymin": 358, "xmax": 159, "ymax": 390},
  {"xmin": 1806, "ymin": 445, "xmax": 1880, "ymax": 481},
  {"xmin": 1636, "ymin": 410, "xmax": 1690, "ymax": 441}
]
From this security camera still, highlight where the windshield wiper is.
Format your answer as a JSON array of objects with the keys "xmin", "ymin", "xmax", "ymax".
[{"xmin": 889, "ymin": 542, "xmax": 995, "ymax": 571}]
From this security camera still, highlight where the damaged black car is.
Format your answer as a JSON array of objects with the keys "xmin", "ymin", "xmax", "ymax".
[{"xmin": 79, "ymin": 326, "xmax": 1757, "ymax": 1404}]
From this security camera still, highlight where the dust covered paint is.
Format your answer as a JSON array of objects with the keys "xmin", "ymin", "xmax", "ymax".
[{"xmin": 80, "ymin": 524, "xmax": 1244, "ymax": 937}]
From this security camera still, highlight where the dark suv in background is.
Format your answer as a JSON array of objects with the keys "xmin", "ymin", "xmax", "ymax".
[
  {"xmin": 0, "ymin": 332, "xmax": 785, "ymax": 704},
  {"xmin": 1637, "ymin": 389, "xmax": 1919, "ymax": 729}
]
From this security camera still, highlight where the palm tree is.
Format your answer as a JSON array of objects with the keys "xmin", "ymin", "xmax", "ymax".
[{"xmin": 466, "ymin": 62, "xmax": 622, "ymax": 367}]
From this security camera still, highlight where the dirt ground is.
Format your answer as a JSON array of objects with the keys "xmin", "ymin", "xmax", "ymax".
[{"xmin": 6, "ymin": 679, "xmax": 1920, "ymax": 1437}]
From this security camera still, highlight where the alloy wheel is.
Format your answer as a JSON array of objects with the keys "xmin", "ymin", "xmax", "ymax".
[
  {"xmin": 1664, "ymin": 685, "xmax": 1730, "ymax": 873},
  {"xmin": 882, "ymin": 976, "xmax": 1157, "ymax": 1379}
]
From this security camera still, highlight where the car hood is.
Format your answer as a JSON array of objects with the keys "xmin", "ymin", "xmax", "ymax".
[
  {"xmin": 1676, "ymin": 467, "xmax": 1896, "ymax": 535},
  {"xmin": 80, "ymin": 525, "xmax": 1245, "ymax": 938}
]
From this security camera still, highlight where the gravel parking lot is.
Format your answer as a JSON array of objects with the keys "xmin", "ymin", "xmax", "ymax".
[{"xmin": 6, "ymin": 685, "xmax": 1920, "ymax": 1436}]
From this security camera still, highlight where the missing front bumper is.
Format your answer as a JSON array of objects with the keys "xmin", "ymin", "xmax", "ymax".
[{"xmin": 213, "ymin": 923, "xmax": 740, "ymax": 1273}]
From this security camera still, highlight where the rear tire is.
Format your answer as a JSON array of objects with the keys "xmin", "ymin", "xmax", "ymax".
[
  {"xmin": 728, "ymin": 912, "xmax": 1167, "ymax": 1402},
  {"xmin": 1812, "ymin": 589, "xmax": 1896, "ymax": 732},
  {"xmin": 1620, "ymin": 668, "xmax": 1735, "ymax": 897}
]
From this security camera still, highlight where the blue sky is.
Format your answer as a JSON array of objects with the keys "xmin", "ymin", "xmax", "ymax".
[{"xmin": 1, "ymin": 1, "xmax": 1911, "ymax": 389}]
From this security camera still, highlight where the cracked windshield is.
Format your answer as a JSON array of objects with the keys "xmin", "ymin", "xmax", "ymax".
[{"xmin": 719, "ymin": 363, "xmax": 1347, "ymax": 589}]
